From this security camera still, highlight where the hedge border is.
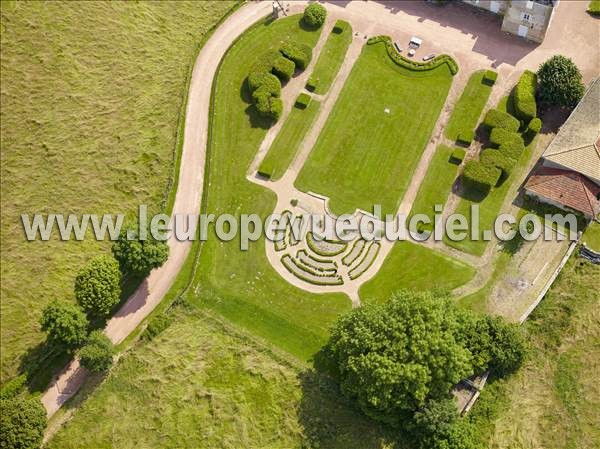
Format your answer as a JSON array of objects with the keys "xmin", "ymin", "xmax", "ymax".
[
  {"xmin": 367, "ymin": 35, "xmax": 459, "ymax": 76},
  {"xmin": 348, "ymin": 242, "xmax": 381, "ymax": 280},
  {"xmin": 306, "ymin": 232, "xmax": 348, "ymax": 257},
  {"xmin": 281, "ymin": 255, "xmax": 344, "ymax": 286}
]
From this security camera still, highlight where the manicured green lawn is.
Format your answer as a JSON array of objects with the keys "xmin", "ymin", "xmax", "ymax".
[
  {"xmin": 409, "ymin": 144, "xmax": 459, "ymax": 224},
  {"xmin": 296, "ymin": 41, "xmax": 454, "ymax": 217},
  {"xmin": 359, "ymin": 241, "xmax": 476, "ymax": 303},
  {"xmin": 193, "ymin": 15, "xmax": 351, "ymax": 362},
  {"xmin": 258, "ymin": 99, "xmax": 320, "ymax": 180},
  {"xmin": 444, "ymin": 70, "xmax": 494, "ymax": 142},
  {"xmin": 0, "ymin": 0, "xmax": 237, "ymax": 380},
  {"xmin": 582, "ymin": 221, "xmax": 600, "ymax": 251},
  {"xmin": 48, "ymin": 308, "xmax": 406, "ymax": 448},
  {"xmin": 309, "ymin": 20, "xmax": 353, "ymax": 94}
]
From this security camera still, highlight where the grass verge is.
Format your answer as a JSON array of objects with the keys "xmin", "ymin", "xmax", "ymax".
[{"xmin": 309, "ymin": 20, "xmax": 353, "ymax": 94}]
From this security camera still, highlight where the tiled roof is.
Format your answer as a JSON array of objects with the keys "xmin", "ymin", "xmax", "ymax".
[
  {"xmin": 542, "ymin": 78, "xmax": 600, "ymax": 183},
  {"xmin": 525, "ymin": 167, "xmax": 600, "ymax": 217}
]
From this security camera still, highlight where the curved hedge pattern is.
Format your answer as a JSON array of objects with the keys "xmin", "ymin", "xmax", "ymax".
[
  {"xmin": 367, "ymin": 36, "xmax": 459, "ymax": 76},
  {"xmin": 281, "ymin": 255, "xmax": 343, "ymax": 286},
  {"xmin": 306, "ymin": 232, "xmax": 347, "ymax": 257},
  {"xmin": 348, "ymin": 242, "xmax": 381, "ymax": 280},
  {"xmin": 342, "ymin": 239, "xmax": 366, "ymax": 266}
]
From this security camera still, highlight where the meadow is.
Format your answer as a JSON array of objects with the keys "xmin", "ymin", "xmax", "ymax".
[
  {"xmin": 0, "ymin": 0, "xmax": 237, "ymax": 380},
  {"xmin": 295, "ymin": 41, "xmax": 453, "ymax": 217}
]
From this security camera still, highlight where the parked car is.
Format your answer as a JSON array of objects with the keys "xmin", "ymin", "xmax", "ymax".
[
  {"xmin": 422, "ymin": 53, "xmax": 436, "ymax": 61},
  {"xmin": 394, "ymin": 42, "xmax": 403, "ymax": 53}
]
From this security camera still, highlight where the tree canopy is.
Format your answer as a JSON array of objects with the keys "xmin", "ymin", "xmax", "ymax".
[
  {"xmin": 0, "ymin": 396, "xmax": 46, "ymax": 449},
  {"xmin": 111, "ymin": 228, "xmax": 169, "ymax": 277},
  {"xmin": 537, "ymin": 55, "xmax": 585, "ymax": 108},
  {"xmin": 303, "ymin": 3, "xmax": 327, "ymax": 28},
  {"xmin": 40, "ymin": 300, "xmax": 88, "ymax": 348},
  {"xmin": 325, "ymin": 290, "xmax": 474, "ymax": 425},
  {"xmin": 78, "ymin": 330, "xmax": 114, "ymax": 372},
  {"xmin": 74, "ymin": 255, "xmax": 121, "ymax": 317}
]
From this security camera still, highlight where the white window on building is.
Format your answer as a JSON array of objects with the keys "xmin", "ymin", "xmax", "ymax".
[{"xmin": 526, "ymin": 1, "xmax": 534, "ymax": 9}]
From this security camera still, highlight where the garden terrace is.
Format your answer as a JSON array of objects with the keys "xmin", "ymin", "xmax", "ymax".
[
  {"xmin": 296, "ymin": 40, "xmax": 454, "ymax": 216},
  {"xmin": 342, "ymin": 239, "xmax": 367, "ymax": 266},
  {"xmin": 281, "ymin": 254, "xmax": 343, "ymax": 286},
  {"xmin": 306, "ymin": 232, "xmax": 347, "ymax": 257},
  {"xmin": 297, "ymin": 249, "xmax": 338, "ymax": 271},
  {"xmin": 307, "ymin": 19, "xmax": 353, "ymax": 94}
]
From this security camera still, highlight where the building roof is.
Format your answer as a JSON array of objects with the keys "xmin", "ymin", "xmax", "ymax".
[
  {"xmin": 525, "ymin": 167, "xmax": 600, "ymax": 217},
  {"xmin": 542, "ymin": 78, "xmax": 600, "ymax": 183}
]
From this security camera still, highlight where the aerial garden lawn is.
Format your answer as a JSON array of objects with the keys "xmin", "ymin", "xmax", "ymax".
[
  {"xmin": 258, "ymin": 99, "xmax": 321, "ymax": 180},
  {"xmin": 295, "ymin": 41, "xmax": 454, "ymax": 217},
  {"xmin": 308, "ymin": 20, "xmax": 353, "ymax": 94},
  {"xmin": 359, "ymin": 241, "xmax": 476, "ymax": 303},
  {"xmin": 189, "ymin": 15, "xmax": 351, "ymax": 361},
  {"xmin": 0, "ymin": 0, "xmax": 238, "ymax": 381}
]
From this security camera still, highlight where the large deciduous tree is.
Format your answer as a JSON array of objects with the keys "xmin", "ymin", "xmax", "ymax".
[
  {"xmin": 111, "ymin": 228, "xmax": 169, "ymax": 277},
  {"xmin": 74, "ymin": 255, "xmax": 121, "ymax": 317},
  {"xmin": 537, "ymin": 55, "xmax": 585, "ymax": 108},
  {"xmin": 0, "ymin": 396, "xmax": 46, "ymax": 449},
  {"xmin": 40, "ymin": 300, "xmax": 88, "ymax": 348},
  {"xmin": 324, "ymin": 290, "xmax": 474, "ymax": 425},
  {"xmin": 78, "ymin": 330, "xmax": 114, "ymax": 372}
]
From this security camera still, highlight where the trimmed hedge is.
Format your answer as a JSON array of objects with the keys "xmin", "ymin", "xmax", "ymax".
[
  {"xmin": 527, "ymin": 117, "xmax": 542, "ymax": 137},
  {"xmin": 457, "ymin": 130, "xmax": 474, "ymax": 145},
  {"xmin": 480, "ymin": 149, "xmax": 515, "ymax": 177},
  {"xmin": 272, "ymin": 55, "xmax": 295, "ymax": 81},
  {"xmin": 483, "ymin": 69, "xmax": 498, "ymax": 85},
  {"xmin": 489, "ymin": 127, "xmax": 524, "ymax": 148},
  {"xmin": 483, "ymin": 108, "xmax": 520, "ymax": 132},
  {"xmin": 450, "ymin": 148, "xmax": 466, "ymax": 164},
  {"xmin": 333, "ymin": 19, "xmax": 349, "ymax": 34},
  {"xmin": 367, "ymin": 35, "xmax": 459, "ymax": 75},
  {"xmin": 249, "ymin": 49, "xmax": 281, "ymax": 76},
  {"xmin": 306, "ymin": 76, "xmax": 318, "ymax": 92},
  {"xmin": 303, "ymin": 3, "xmax": 327, "ymax": 28},
  {"xmin": 462, "ymin": 160, "xmax": 501, "ymax": 193},
  {"xmin": 295, "ymin": 92, "xmax": 312, "ymax": 109},
  {"xmin": 280, "ymin": 41, "xmax": 312, "ymax": 71},
  {"xmin": 514, "ymin": 70, "xmax": 537, "ymax": 121}
]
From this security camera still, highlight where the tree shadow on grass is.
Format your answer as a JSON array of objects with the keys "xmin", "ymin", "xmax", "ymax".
[{"xmin": 297, "ymin": 369, "xmax": 415, "ymax": 449}]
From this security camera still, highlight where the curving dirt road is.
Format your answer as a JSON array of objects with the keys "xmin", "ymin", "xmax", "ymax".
[{"xmin": 41, "ymin": 0, "xmax": 274, "ymax": 417}]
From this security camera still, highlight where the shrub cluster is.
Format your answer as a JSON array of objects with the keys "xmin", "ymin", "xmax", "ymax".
[
  {"xmin": 526, "ymin": 117, "xmax": 542, "ymax": 138},
  {"xmin": 483, "ymin": 108, "xmax": 520, "ymax": 132},
  {"xmin": 513, "ymin": 70, "xmax": 537, "ymax": 122},
  {"xmin": 280, "ymin": 41, "xmax": 312, "ymax": 71},
  {"xmin": 74, "ymin": 255, "xmax": 122, "ymax": 317},
  {"xmin": 462, "ymin": 160, "xmax": 501, "ymax": 194},
  {"xmin": 367, "ymin": 35, "xmax": 459, "ymax": 75},
  {"xmin": 306, "ymin": 76, "xmax": 318, "ymax": 92},
  {"xmin": 483, "ymin": 69, "xmax": 497, "ymax": 85},
  {"xmin": 142, "ymin": 314, "xmax": 172, "ymax": 340},
  {"xmin": 272, "ymin": 55, "xmax": 295, "ymax": 81},
  {"xmin": 303, "ymin": 3, "xmax": 327, "ymax": 28},
  {"xmin": 480, "ymin": 149, "xmax": 514, "ymax": 177},
  {"xmin": 295, "ymin": 92, "xmax": 312, "ymax": 109}
]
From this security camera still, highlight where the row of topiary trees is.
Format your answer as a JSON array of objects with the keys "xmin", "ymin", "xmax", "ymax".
[
  {"xmin": 462, "ymin": 55, "xmax": 584, "ymax": 196},
  {"xmin": 319, "ymin": 289, "xmax": 527, "ymax": 449},
  {"xmin": 246, "ymin": 4, "xmax": 326, "ymax": 121}
]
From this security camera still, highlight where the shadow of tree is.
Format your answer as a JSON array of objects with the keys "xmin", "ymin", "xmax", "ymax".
[{"xmin": 297, "ymin": 369, "xmax": 415, "ymax": 449}]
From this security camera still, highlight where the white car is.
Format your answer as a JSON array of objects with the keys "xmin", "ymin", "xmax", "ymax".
[
  {"xmin": 422, "ymin": 53, "xmax": 436, "ymax": 61},
  {"xmin": 394, "ymin": 42, "xmax": 403, "ymax": 53}
]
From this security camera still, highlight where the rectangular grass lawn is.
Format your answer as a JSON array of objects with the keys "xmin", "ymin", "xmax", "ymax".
[
  {"xmin": 258, "ymin": 99, "xmax": 320, "ymax": 180},
  {"xmin": 359, "ymin": 241, "xmax": 476, "ymax": 303},
  {"xmin": 410, "ymin": 144, "xmax": 460, "ymax": 224},
  {"xmin": 295, "ymin": 41, "xmax": 454, "ymax": 217},
  {"xmin": 444, "ymin": 70, "xmax": 494, "ymax": 142},
  {"xmin": 308, "ymin": 20, "xmax": 352, "ymax": 94}
]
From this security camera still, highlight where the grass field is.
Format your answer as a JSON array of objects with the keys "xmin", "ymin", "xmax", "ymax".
[
  {"xmin": 296, "ymin": 41, "xmax": 453, "ymax": 217},
  {"xmin": 582, "ymin": 221, "xmax": 600, "ymax": 251},
  {"xmin": 48, "ymin": 307, "xmax": 412, "ymax": 449},
  {"xmin": 0, "ymin": 0, "xmax": 237, "ymax": 381},
  {"xmin": 189, "ymin": 15, "xmax": 352, "ymax": 362},
  {"xmin": 409, "ymin": 144, "xmax": 459, "ymax": 224},
  {"xmin": 359, "ymin": 241, "xmax": 476, "ymax": 302},
  {"xmin": 486, "ymin": 258, "xmax": 600, "ymax": 448},
  {"xmin": 258, "ymin": 99, "xmax": 321, "ymax": 180},
  {"xmin": 444, "ymin": 70, "xmax": 493, "ymax": 142},
  {"xmin": 308, "ymin": 20, "xmax": 352, "ymax": 94}
]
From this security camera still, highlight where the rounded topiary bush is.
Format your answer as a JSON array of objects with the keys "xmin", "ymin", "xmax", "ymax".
[
  {"xmin": 303, "ymin": 3, "xmax": 327, "ymax": 28},
  {"xmin": 272, "ymin": 55, "xmax": 295, "ymax": 81},
  {"xmin": 527, "ymin": 117, "xmax": 542, "ymax": 135}
]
